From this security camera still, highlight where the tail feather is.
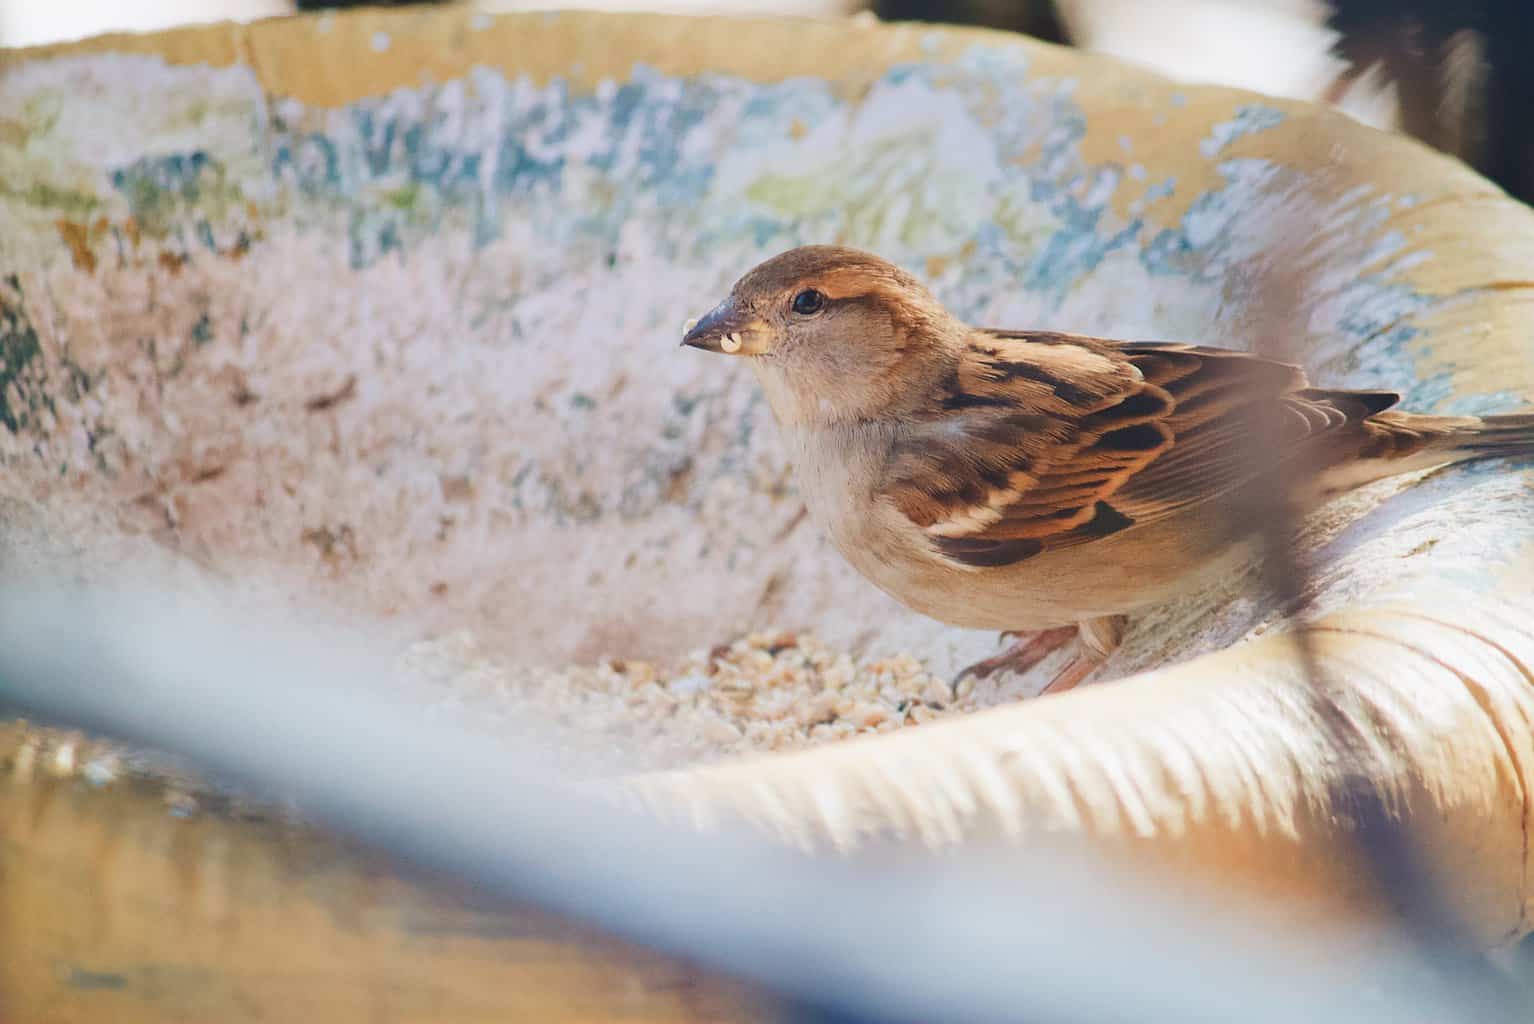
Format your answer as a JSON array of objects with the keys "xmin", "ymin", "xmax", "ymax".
[
  {"xmin": 1316, "ymin": 408, "xmax": 1534, "ymax": 496},
  {"xmin": 1370, "ymin": 409, "xmax": 1534, "ymax": 463},
  {"xmin": 1465, "ymin": 413, "xmax": 1534, "ymax": 456}
]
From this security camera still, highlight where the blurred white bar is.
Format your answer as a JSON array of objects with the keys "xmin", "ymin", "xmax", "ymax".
[
  {"xmin": 1056, "ymin": 0, "xmax": 1340, "ymax": 97},
  {"xmin": 0, "ymin": 570, "xmax": 1492, "ymax": 1024},
  {"xmin": 475, "ymin": 0, "xmax": 860, "ymax": 16},
  {"xmin": 0, "ymin": 0, "xmax": 293, "ymax": 49},
  {"xmin": 1054, "ymin": 0, "xmax": 1399, "ymax": 131},
  {"xmin": 0, "ymin": 0, "xmax": 861, "ymax": 50}
]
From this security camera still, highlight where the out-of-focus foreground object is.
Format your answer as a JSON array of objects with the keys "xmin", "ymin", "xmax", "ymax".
[
  {"xmin": 0, "ymin": 0, "xmax": 294, "ymax": 48},
  {"xmin": 2, "ymin": 7, "xmax": 1534, "ymax": 1021},
  {"xmin": 1052, "ymin": 0, "xmax": 1358, "ymax": 111},
  {"xmin": 1322, "ymin": 0, "xmax": 1533, "ymax": 209},
  {"xmin": 1, "ymin": 578, "xmax": 1514, "ymax": 1024},
  {"xmin": 1047, "ymin": 0, "xmax": 1534, "ymax": 204},
  {"xmin": 856, "ymin": 0, "xmax": 1067, "ymax": 40}
]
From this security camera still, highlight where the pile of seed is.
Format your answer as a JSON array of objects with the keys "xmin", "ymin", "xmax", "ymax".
[
  {"xmin": 397, "ymin": 628, "xmax": 966, "ymax": 773},
  {"xmin": 5, "ymin": 630, "xmax": 981, "ymax": 806}
]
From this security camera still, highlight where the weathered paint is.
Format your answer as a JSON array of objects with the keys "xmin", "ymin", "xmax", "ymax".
[{"xmin": 1, "ymin": 14, "xmax": 1531, "ymax": 685}]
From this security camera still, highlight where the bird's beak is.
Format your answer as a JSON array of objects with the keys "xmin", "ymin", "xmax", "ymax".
[{"xmin": 681, "ymin": 299, "xmax": 769, "ymax": 356}]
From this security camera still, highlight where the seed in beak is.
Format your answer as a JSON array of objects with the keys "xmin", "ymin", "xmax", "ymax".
[
  {"xmin": 684, "ymin": 317, "xmax": 699, "ymax": 333},
  {"xmin": 720, "ymin": 333, "xmax": 742, "ymax": 354}
]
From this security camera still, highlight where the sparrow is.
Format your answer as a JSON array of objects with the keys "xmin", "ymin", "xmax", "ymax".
[{"xmin": 681, "ymin": 245, "xmax": 1534, "ymax": 696}]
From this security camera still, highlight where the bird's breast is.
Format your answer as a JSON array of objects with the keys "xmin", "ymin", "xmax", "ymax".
[
  {"xmin": 784, "ymin": 425, "xmax": 985, "ymax": 616},
  {"xmin": 781, "ymin": 425, "xmax": 1260, "ymax": 631}
]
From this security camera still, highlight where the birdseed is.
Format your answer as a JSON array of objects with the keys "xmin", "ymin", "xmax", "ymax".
[{"xmin": 395, "ymin": 628, "xmax": 977, "ymax": 773}]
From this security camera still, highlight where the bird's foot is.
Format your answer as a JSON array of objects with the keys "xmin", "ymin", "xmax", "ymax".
[
  {"xmin": 1038, "ymin": 652, "xmax": 1102, "ymax": 696},
  {"xmin": 1037, "ymin": 615, "xmax": 1128, "ymax": 697},
  {"xmin": 951, "ymin": 626, "xmax": 1077, "ymax": 693}
]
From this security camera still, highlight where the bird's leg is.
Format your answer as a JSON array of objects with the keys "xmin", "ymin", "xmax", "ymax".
[
  {"xmin": 951, "ymin": 626, "xmax": 1077, "ymax": 692},
  {"xmin": 1039, "ymin": 615, "xmax": 1127, "ymax": 696}
]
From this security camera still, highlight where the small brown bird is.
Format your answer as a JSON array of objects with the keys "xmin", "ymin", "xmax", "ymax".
[{"xmin": 681, "ymin": 246, "xmax": 1534, "ymax": 695}]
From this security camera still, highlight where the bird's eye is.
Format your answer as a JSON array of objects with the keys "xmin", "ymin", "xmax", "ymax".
[{"xmin": 791, "ymin": 289, "xmax": 825, "ymax": 316}]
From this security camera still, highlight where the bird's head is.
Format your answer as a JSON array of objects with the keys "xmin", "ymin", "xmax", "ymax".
[{"xmin": 681, "ymin": 245, "xmax": 963, "ymax": 426}]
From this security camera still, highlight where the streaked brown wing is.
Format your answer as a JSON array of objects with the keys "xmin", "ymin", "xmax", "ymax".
[{"xmin": 883, "ymin": 333, "xmax": 1401, "ymax": 569}]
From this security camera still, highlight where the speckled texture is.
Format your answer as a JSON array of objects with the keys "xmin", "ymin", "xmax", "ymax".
[{"xmin": 2, "ymin": 9, "xmax": 1532, "ymax": 715}]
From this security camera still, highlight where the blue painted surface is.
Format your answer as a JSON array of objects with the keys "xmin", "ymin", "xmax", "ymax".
[
  {"xmin": 221, "ymin": 54, "xmax": 1476, "ymax": 425},
  {"xmin": 5, "ymin": 38, "xmax": 1527, "ymax": 543}
]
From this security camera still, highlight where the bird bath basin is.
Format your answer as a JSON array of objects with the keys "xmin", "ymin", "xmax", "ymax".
[{"xmin": 3, "ymin": 8, "xmax": 1534, "ymax": 1021}]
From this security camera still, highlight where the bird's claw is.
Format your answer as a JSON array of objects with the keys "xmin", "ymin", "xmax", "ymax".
[{"xmin": 950, "ymin": 626, "xmax": 1078, "ymax": 696}]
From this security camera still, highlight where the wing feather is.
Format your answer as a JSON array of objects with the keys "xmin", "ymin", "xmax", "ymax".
[{"xmin": 882, "ymin": 332, "xmax": 1402, "ymax": 568}]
